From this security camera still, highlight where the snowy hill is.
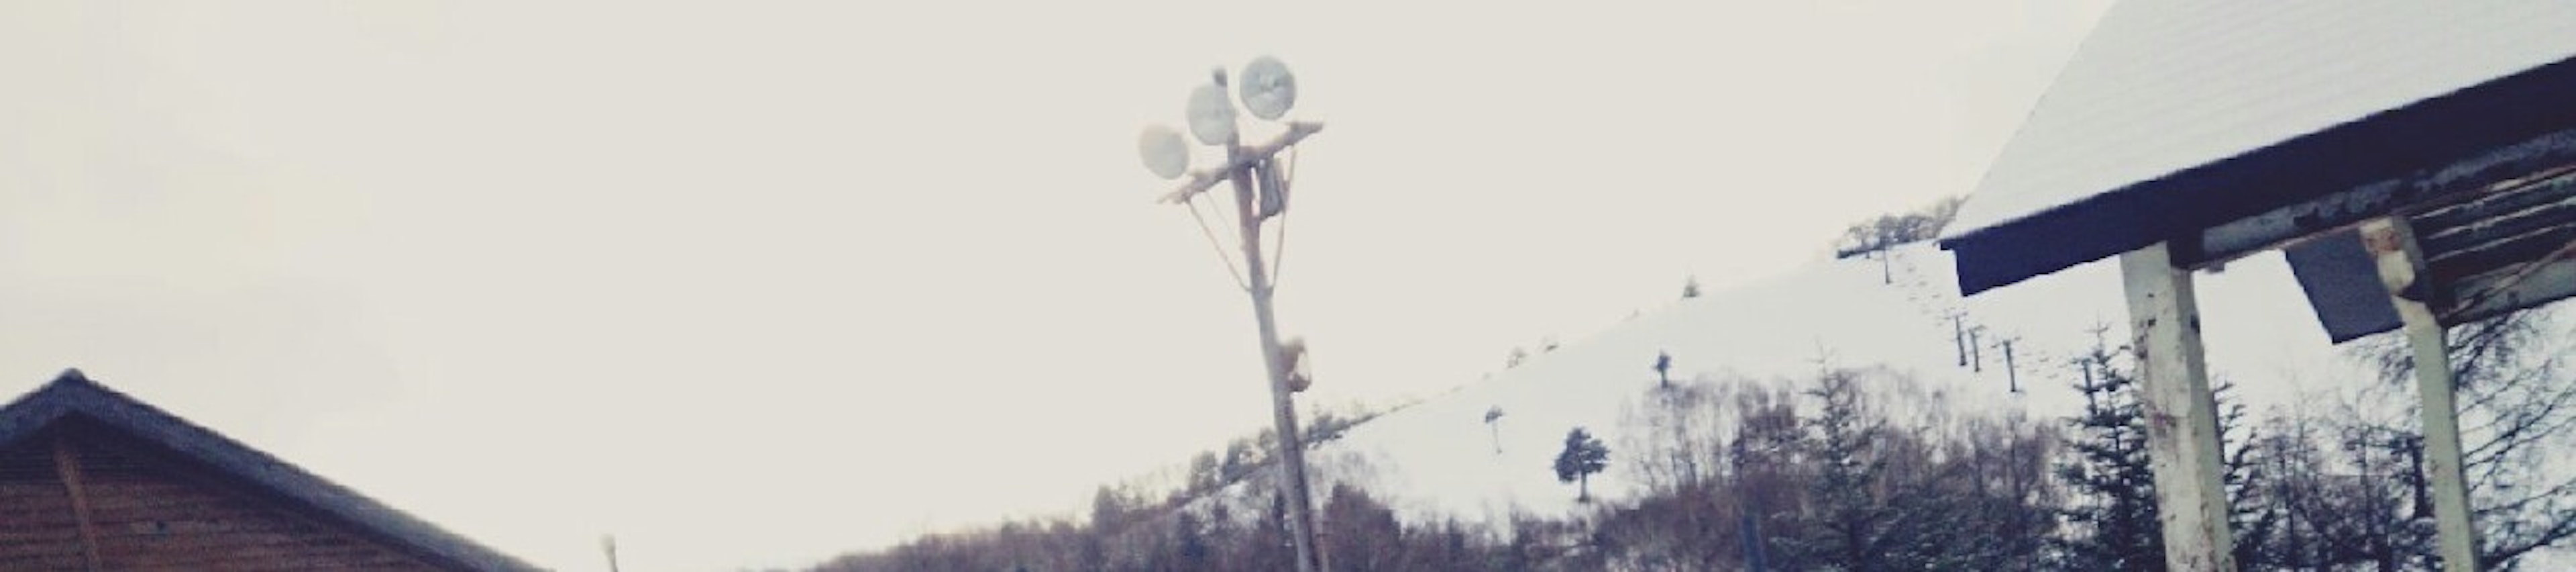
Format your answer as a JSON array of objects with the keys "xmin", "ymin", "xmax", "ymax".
[{"xmin": 1278, "ymin": 242, "xmax": 2379, "ymax": 527}]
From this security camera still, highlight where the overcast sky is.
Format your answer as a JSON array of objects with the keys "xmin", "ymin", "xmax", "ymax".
[{"xmin": 0, "ymin": 1, "xmax": 2109, "ymax": 569}]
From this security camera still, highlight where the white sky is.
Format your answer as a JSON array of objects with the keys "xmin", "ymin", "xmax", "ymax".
[{"xmin": 0, "ymin": 1, "xmax": 2110, "ymax": 569}]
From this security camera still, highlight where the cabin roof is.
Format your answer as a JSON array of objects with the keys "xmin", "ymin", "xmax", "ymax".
[{"xmin": 0, "ymin": 369, "xmax": 540, "ymax": 571}]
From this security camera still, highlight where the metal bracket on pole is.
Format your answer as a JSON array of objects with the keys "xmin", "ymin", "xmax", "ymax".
[
  {"xmin": 2361, "ymin": 217, "xmax": 2483, "ymax": 572},
  {"xmin": 2118, "ymin": 242, "xmax": 2238, "ymax": 572}
]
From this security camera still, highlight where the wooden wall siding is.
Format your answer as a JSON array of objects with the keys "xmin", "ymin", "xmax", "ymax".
[
  {"xmin": 1, "ymin": 442, "xmax": 89, "ymax": 570},
  {"xmin": 0, "ymin": 429, "xmax": 445, "ymax": 571}
]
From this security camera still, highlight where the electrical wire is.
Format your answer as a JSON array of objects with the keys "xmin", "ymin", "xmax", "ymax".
[{"xmin": 1186, "ymin": 195, "xmax": 1251, "ymax": 291}]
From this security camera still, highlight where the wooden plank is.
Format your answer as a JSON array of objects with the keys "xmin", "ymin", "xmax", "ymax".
[
  {"xmin": 2118, "ymin": 242, "xmax": 2237, "ymax": 572},
  {"xmin": 2424, "ymin": 223, "xmax": 2576, "ymax": 283},
  {"xmin": 2182, "ymin": 132, "xmax": 2576, "ymax": 270},
  {"xmin": 2415, "ymin": 164, "xmax": 2576, "ymax": 231},
  {"xmin": 52, "ymin": 437, "xmax": 105, "ymax": 572},
  {"xmin": 50, "ymin": 432, "xmax": 445, "ymax": 571},
  {"xmin": 2361, "ymin": 218, "xmax": 2483, "ymax": 571},
  {"xmin": 91, "ymin": 465, "xmax": 441, "ymax": 570},
  {"xmin": 2447, "ymin": 248, "xmax": 2576, "ymax": 324}
]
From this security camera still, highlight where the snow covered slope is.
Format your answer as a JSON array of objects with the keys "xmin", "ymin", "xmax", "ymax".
[{"xmin": 1291, "ymin": 242, "xmax": 2379, "ymax": 525}]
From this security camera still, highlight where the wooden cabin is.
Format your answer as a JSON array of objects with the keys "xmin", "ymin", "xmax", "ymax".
[{"xmin": 0, "ymin": 369, "xmax": 536, "ymax": 571}]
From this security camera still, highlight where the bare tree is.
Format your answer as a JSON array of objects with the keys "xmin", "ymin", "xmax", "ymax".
[{"xmin": 2352, "ymin": 308, "xmax": 2576, "ymax": 568}]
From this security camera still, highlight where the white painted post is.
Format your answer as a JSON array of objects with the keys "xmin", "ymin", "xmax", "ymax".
[
  {"xmin": 2362, "ymin": 218, "xmax": 2482, "ymax": 572},
  {"xmin": 2118, "ymin": 242, "xmax": 2237, "ymax": 572}
]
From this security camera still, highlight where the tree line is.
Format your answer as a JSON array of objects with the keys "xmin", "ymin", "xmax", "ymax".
[{"xmin": 811, "ymin": 309, "xmax": 2573, "ymax": 571}]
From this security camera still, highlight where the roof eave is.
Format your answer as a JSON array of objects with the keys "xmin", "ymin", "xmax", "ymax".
[{"xmin": 1947, "ymin": 54, "xmax": 2576, "ymax": 297}]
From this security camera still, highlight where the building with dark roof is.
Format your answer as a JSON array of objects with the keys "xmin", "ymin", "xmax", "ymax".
[
  {"xmin": 0, "ymin": 369, "xmax": 538, "ymax": 571},
  {"xmin": 1938, "ymin": 2, "xmax": 2576, "ymax": 570}
]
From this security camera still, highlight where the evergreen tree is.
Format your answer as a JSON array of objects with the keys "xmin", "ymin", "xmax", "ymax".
[
  {"xmin": 2212, "ymin": 381, "xmax": 2276, "ymax": 569},
  {"xmin": 2052, "ymin": 334, "xmax": 2268, "ymax": 571},
  {"xmin": 1556, "ymin": 427, "xmax": 1611, "ymax": 502},
  {"xmin": 2054, "ymin": 339, "xmax": 2161, "ymax": 571},
  {"xmin": 1654, "ymin": 350, "xmax": 1674, "ymax": 388},
  {"xmin": 1790, "ymin": 369, "xmax": 1904, "ymax": 571}
]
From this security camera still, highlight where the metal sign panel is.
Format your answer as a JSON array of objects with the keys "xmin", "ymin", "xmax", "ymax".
[{"xmin": 2286, "ymin": 230, "xmax": 2403, "ymax": 342}]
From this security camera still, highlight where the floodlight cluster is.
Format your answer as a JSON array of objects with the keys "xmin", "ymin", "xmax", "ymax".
[{"xmin": 1137, "ymin": 56, "xmax": 1299, "ymax": 181}]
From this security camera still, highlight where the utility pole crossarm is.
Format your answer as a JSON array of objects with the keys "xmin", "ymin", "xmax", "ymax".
[{"xmin": 1159, "ymin": 121, "xmax": 1326, "ymax": 204}]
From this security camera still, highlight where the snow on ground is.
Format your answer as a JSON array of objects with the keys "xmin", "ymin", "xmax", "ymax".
[{"xmin": 1296, "ymin": 242, "xmax": 2377, "ymax": 526}]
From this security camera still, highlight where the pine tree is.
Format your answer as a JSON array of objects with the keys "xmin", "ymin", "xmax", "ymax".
[
  {"xmin": 1792, "ymin": 369, "xmax": 1902, "ymax": 571},
  {"xmin": 1556, "ymin": 427, "xmax": 1611, "ymax": 502},
  {"xmin": 2213, "ymin": 381, "xmax": 2276, "ymax": 569},
  {"xmin": 2055, "ymin": 339, "xmax": 2161, "ymax": 571},
  {"xmin": 2053, "ymin": 332, "xmax": 2270, "ymax": 571},
  {"xmin": 1654, "ymin": 350, "xmax": 1674, "ymax": 388}
]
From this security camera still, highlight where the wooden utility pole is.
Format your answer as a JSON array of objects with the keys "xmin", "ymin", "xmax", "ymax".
[
  {"xmin": 1148, "ymin": 74, "xmax": 1326, "ymax": 569},
  {"xmin": 2362, "ymin": 218, "xmax": 2481, "ymax": 571},
  {"xmin": 1229, "ymin": 155, "xmax": 1324, "ymax": 572},
  {"xmin": 2118, "ymin": 242, "xmax": 2237, "ymax": 572}
]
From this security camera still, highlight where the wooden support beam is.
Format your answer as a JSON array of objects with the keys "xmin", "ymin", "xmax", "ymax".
[
  {"xmin": 2361, "ymin": 218, "xmax": 2483, "ymax": 571},
  {"xmin": 52, "ymin": 436, "xmax": 106, "ymax": 572},
  {"xmin": 2182, "ymin": 130, "xmax": 2576, "ymax": 271},
  {"xmin": 1155, "ymin": 121, "xmax": 1324, "ymax": 205},
  {"xmin": 2118, "ymin": 242, "xmax": 2237, "ymax": 572}
]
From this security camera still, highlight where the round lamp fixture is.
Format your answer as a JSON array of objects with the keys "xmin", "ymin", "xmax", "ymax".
[
  {"xmin": 1138, "ymin": 126, "xmax": 1191, "ymax": 180},
  {"xmin": 1185, "ymin": 83, "xmax": 1239, "ymax": 146},
  {"xmin": 1238, "ymin": 56, "xmax": 1297, "ymax": 120}
]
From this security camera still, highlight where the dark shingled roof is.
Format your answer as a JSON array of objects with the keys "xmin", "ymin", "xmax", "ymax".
[{"xmin": 0, "ymin": 369, "xmax": 542, "ymax": 571}]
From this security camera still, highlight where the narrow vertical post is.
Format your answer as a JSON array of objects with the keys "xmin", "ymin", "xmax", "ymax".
[
  {"xmin": 1969, "ymin": 327, "xmax": 1982, "ymax": 372},
  {"xmin": 53, "ymin": 436, "xmax": 105, "ymax": 572},
  {"xmin": 2118, "ymin": 242, "xmax": 2237, "ymax": 572},
  {"xmin": 2002, "ymin": 338, "xmax": 2019, "ymax": 393},
  {"xmin": 1233, "ymin": 157, "xmax": 1322, "ymax": 572},
  {"xmin": 1953, "ymin": 314, "xmax": 1968, "ymax": 367},
  {"xmin": 2361, "ymin": 218, "xmax": 2481, "ymax": 571}
]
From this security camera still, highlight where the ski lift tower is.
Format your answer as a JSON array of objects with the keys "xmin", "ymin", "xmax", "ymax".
[{"xmin": 1940, "ymin": 3, "xmax": 2576, "ymax": 571}]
